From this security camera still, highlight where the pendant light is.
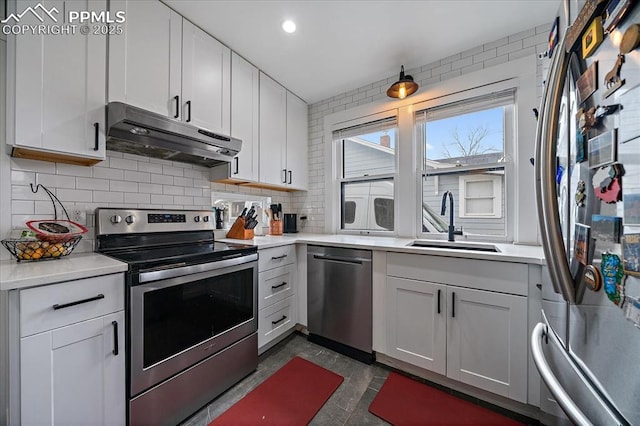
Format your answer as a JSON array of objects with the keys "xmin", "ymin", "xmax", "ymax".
[{"xmin": 386, "ymin": 65, "xmax": 419, "ymax": 99}]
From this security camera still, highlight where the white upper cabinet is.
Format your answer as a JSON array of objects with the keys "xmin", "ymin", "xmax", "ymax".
[
  {"xmin": 286, "ymin": 92, "xmax": 309, "ymax": 190},
  {"xmin": 182, "ymin": 20, "xmax": 231, "ymax": 135},
  {"xmin": 259, "ymin": 72, "xmax": 308, "ymax": 190},
  {"xmin": 109, "ymin": 0, "xmax": 182, "ymax": 119},
  {"xmin": 8, "ymin": 0, "xmax": 107, "ymax": 164},
  {"xmin": 259, "ymin": 72, "xmax": 287, "ymax": 186},
  {"xmin": 109, "ymin": 1, "xmax": 231, "ymax": 134},
  {"xmin": 230, "ymin": 53, "xmax": 259, "ymax": 182}
]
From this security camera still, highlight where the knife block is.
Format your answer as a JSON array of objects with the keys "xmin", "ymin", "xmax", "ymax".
[
  {"xmin": 269, "ymin": 220, "xmax": 283, "ymax": 236},
  {"xmin": 226, "ymin": 217, "xmax": 254, "ymax": 240}
]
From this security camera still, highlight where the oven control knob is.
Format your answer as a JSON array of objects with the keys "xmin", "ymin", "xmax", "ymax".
[
  {"xmin": 203, "ymin": 215, "xmax": 210, "ymax": 222},
  {"xmin": 125, "ymin": 215, "xmax": 136, "ymax": 225},
  {"xmin": 110, "ymin": 215, "xmax": 122, "ymax": 224},
  {"xmin": 194, "ymin": 216, "xmax": 201, "ymax": 222}
]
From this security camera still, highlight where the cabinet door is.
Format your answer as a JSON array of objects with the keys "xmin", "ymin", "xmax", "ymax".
[
  {"xmin": 259, "ymin": 72, "xmax": 287, "ymax": 186},
  {"xmin": 446, "ymin": 286, "xmax": 527, "ymax": 403},
  {"xmin": 285, "ymin": 91, "xmax": 308, "ymax": 190},
  {"xmin": 230, "ymin": 53, "xmax": 259, "ymax": 181},
  {"xmin": 20, "ymin": 312, "xmax": 125, "ymax": 425},
  {"xmin": 109, "ymin": 0, "xmax": 181, "ymax": 118},
  {"xmin": 386, "ymin": 277, "xmax": 446, "ymax": 374},
  {"xmin": 13, "ymin": 0, "xmax": 106, "ymax": 159},
  {"xmin": 182, "ymin": 20, "xmax": 231, "ymax": 135}
]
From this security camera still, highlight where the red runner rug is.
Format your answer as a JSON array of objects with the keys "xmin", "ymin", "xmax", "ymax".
[
  {"xmin": 209, "ymin": 356, "xmax": 343, "ymax": 425},
  {"xmin": 369, "ymin": 372, "xmax": 522, "ymax": 425}
]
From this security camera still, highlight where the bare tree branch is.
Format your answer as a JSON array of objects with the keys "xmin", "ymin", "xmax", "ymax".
[{"xmin": 443, "ymin": 125, "xmax": 498, "ymax": 158}]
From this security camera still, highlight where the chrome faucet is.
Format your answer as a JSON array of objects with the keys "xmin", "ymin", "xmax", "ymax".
[{"xmin": 441, "ymin": 191, "xmax": 462, "ymax": 242}]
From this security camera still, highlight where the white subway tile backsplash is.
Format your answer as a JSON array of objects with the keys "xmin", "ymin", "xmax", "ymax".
[
  {"xmin": 93, "ymin": 167, "xmax": 124, "ymax": 180},
  {"xmin": 151, "ymin": 174, "xmax": 174, "ymax": 185},
  {"xmin": 138, "ymin": 183, "xmax": 163, "ymax": 194},
  {"xmin": 11, "ymin": 200, "xmax": 34, "ymax": 215},
  {"xmin": 110, "ymin": 180, "xmax": 139, "ymax": 193},
  {"xmin": 138, "ymin": 162, "xmax": 163, "ymax": 174},
  {"xmin": 11, "ymin": 170, "xmax": 35, "ymax": 185},
  {"xmin": 109, "ymin": 157, "xmax": 138, "ymax": 171},
  {"xmin": 12, "ymin": 185, "xmax": 52, "ymax": 201},
  {"xmin": 184, "ymin": 187, "xmax": 202, "ymax": 197},
  {"xmin": 163, "ymin": 185, "xmax": 184, "ymax": 196},
  {"xmin": 94, "ymin": 191, "xmax": 124, "ymax": 203},
  {"xmin": 173, "ymin": 176, "xmax": 194, "ymax": 187},
  {"xmin": 34, "ymin": 200, "xmax": 56, "ymax": 215},
  {"xmin": 124, "ymin": 170, "xmax": 151, "ymax": 183},
  {"xmin": 11, "ymin": 158, "xmax": 56, "ymax": 173},
  {"xmin": 151, "ymin": 194, "xmax": 174, "ymax": 204},
  {"xmin": 173, "ymin": 196, "xmax": 194, "ymax": 205},
  {"xmin": 36, "ymin": 173, "xmax": 76, "ymax": 189},
  {"xmin": 125, "ymin": 192, "xmax": 150, "ymax": 204},
  {"xmin": 76, "ymin": 177, "xmax": 110, "ymax": 191},
  {"xmin": 193, "ymin": 179, "xmax": 211, "ymax": 189},
  {"xmin": 123, "ymin": 153, "xmax": 150, "ymax": 162},
  {"xmin": 56, "ymin": 189, "xmax": 93, "ymax": 203},
  {"xmin": 162, "ymin": 165, "xmax": 184, "ymax": 177},
  {"xmin": 56, "ymin": 163, "xmax": 93, "ymax": 177},
  {"xmin": 149, "ymin": 157, "xmax": 173, "ymax": 166}
]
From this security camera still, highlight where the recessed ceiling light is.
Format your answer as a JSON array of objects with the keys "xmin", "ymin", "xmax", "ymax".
[{"xmin": 282, "ymin": 20, "xmax": 296, "ymax": 34}]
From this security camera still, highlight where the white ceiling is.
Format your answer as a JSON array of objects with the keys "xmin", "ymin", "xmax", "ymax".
[{"xmin": 163, "ymin": 0, "xmax": 559, "ymax": 104}]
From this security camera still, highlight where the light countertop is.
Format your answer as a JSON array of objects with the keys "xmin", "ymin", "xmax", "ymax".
[
  {"xmin": 0, "ymin": 253, "xmax": 128, "ymax": 291},
  {"xmin": 220, "ymin": 233, "xmax": 545, "ymax": 264}
]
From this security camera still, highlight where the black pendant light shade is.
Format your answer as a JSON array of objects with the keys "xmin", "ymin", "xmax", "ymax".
[{"xmin": 386, "ymin": 65, "xmax": 419, "ymax": 99}]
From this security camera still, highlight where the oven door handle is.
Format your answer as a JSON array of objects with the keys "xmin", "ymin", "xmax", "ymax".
[{"xmin": 138, "ymin": 253, "xmax": 258, "ymax": 283}]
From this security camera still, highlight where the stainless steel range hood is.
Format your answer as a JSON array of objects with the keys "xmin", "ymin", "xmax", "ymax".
[{"xmin": 106, "ymin": 102, "xmax": 241, "ymax": 168}]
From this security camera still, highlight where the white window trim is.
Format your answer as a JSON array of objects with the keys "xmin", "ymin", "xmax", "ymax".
[
  {"xmin": 458, "ymin": 174, "xmax": 503, "ymax": 219},
  {"xmin": 323, "ymin": 55, "xmax": 539, "ymax": 244}
]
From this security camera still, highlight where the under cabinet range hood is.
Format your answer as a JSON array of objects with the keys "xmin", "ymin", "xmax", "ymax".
[{"xmin": 106, "ymin": 102, "xmax": 241, "ymax": 168}]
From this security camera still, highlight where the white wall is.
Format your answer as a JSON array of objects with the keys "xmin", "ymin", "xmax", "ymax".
[{"xmin": 292, "ymin": 24, "xmax": 551, "ymax": 237}]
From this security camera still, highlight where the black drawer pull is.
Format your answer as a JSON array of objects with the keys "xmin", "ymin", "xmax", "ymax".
[
  {"xmin": 186, "ymin": 100, "xmax": 192, "ymax": 122},
  {"xmin": 452, "ymin": 292, "xmax": 456, "ymax": 318},
  {"xmin": 233, "ymin": 157, "xmax": 239, "ymax": 175},
  {"xmin": 271, "ymin": 282, "xmax": 287, "ymax": 289},
  {"xmin": 53, "ymin": 294, "xmax": 105, "ymax": 310},
  {"xmin": 282, "ymin": 169, "xmax": 287, "ymax": 183},
  {"xmin": 93, "ymin": 122, "xmax": 99, "ymax": 151},
  {"xmin": 437, "ymin": 289, "xmax": 441, "ymax": 314},
  {"xmin": 271, "ymin": 254, "xmax": 287, "ymax": 260},
  {"xmin": 288, "ymin": 170, "xmax": 292, "ymax": 184},
  {"xmin": 173, "ymin": 95, "xmax": 179, "ymax": 118},
  {"xmin": 272, "ymin": 315, "xmax": 287, "ymax": 325},
  {"xmin": 111, "ymin": 321, "xmax": 119, "ymax": 356}
]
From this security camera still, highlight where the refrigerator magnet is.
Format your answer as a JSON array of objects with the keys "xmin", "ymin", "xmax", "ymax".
[
  {"xmin": 574, "ymin": 223, "xmax": 591, "ymax": 265},
  {"xmin": 582, "ymin": 16, "xmax": 604, "ymax": 58},
  {"xmin": 588, "ymin": 129, "xmax": 618, "ymax": 169},
  {"xmin": 602, "ymin": 252, "xmax": 624, "ymax": 305},
  {"xmin": 592, "ymin": 215, "xmax": 622, "ymax": 243},
  {"xmin": 575, "ymin": 180, "xmax": 587, "ymax": 207},
  {"xmin": 603, "ymin": 0, "xmax": 635, "ymax": 33},
  {"xmin": 583, "ymin": 264, "xmax": 603, "ymax": 291},
  {"xmin": 622, "ymin": 297, "xmax": 640, "ymax": 328},
  {"xmin": 622, "ymin": 234, "xmax": 640, "ymax": 276},
  {"xmin": 623, "ymin": 193, "xmax": 640, "ymax": 225}
]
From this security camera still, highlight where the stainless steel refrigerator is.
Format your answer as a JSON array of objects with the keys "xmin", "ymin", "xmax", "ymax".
[{"xmin": 533, "ymin": 0, "xmax": 640, "ymax": 425}]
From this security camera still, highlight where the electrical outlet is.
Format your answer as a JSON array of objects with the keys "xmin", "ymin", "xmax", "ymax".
[{"xmin": 70, "ymin": 209, "xmax": 86, "ymax": 226}]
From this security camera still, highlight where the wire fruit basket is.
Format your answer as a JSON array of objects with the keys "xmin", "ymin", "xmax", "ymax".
[{"xmin": 1, "ymin": 184, "xmax": 87, "ymax": 262}]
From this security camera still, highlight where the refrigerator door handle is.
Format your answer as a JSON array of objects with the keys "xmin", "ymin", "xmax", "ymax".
[
  {"xmin": 534, "ymin": 29, "xmax": 576, "ymax": 303},
  {"xmin": 531, "ymin": 322, "xmax": 593, "ymax": 426}
]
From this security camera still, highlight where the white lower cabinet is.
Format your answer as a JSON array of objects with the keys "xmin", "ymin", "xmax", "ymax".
[
  {"xmin": 21, "ymin": 312, "xmax": 125, "ymax": 426},
  {"xmin": 11, "ymin": 273, "xmax": 125, "ymax": 426},
  {"xmin": 385, "ymin": 253, "xmax": 528, "ymax": 403},
  {"xmin": 257, "ymin": 245, "xmax": 297, "ymax": 352}
]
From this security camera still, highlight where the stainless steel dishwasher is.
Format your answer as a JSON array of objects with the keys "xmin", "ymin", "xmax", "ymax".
[{"xmin": 307, "ymin": 245, "xmax": 373, "ymax": 363}]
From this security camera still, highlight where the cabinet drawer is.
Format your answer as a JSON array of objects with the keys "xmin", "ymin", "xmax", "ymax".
[
  {"xmin": 258, "ymin": 296, "xmax": 295, "ymax": 348},
  {"xmin": 387, "ymin": 253, "xmax": 528, "ymax": 295},
  {"xmin": 258, "ymin": 244, "xmax": 296, "ymax": 271},
  {"xmin": 259, "ymin": 264, "xmax": 295, "ymax": 309},
  {"xmin": 20, "ymin": 273, "xmax": 125, "ymax": 337}
]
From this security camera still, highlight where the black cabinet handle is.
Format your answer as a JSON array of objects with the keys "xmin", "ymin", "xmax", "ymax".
[
  {"xmin": 174, "ymin": 95, "xmax": 180, "ymax": 118},
  {"xmin": 112, "ymin": 321, "xmax": 119, "ymax": 356},
  {"xmin": 282, "ymin": 169, "xmax": 287, "ymax": 183},
  {"xmin": 437, "ymin": 289, "xmax": 441, "ymax": 314},
  {"xmin": 186, "ymin": 100, "xmax": 192, "ymax": 122},
  {"xmin": 271, "ymin": 282, "xmax": 287, "ymax": 289},
  {"xmin": 53, "ymin": 294, "xmax": 105, "ymax": 310},
  {"xmin": 452, "ymin": 292, "xmax": 456, "ymax": 318},
  {"xmin": 271, "ymin": 254, "xmax": 287, "ymax": 260},
  {"xmin": 272, "ymin": 315, "xmax": 287, "ymax": 325},
  {"xmin": 233, "ymin": 157, "xmax": 239, "ymax": 175},
  {"xmin": 288, "ymin": 170, "xmax": 292, "ymax": 184},
  {"xmin": 93, "ymin": 122, "xmax": 99, "ymax": 151}
]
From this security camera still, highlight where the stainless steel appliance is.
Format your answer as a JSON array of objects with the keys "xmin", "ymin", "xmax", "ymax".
[
  {"xmin": 533, "ymin": 1, "xmax": 640, "ymax": 424},
  {"xmin": 106, "ymin": 102, "xmax": 241, "ymax": 168},
  {"xmin": 307, "ymin": 245, "xmax": 373, "ymax": 363},
  {"xmin": 96, "ymin": 208, "xmax": 258, "ymax": 426}
]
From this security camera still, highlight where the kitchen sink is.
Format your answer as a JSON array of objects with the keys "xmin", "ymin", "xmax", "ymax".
[{"xmin": 407, "ymin": 240, "xmax": 500, "ymax": 252}]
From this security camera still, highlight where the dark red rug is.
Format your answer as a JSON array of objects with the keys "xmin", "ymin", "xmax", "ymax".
[
  {"xmin": 209, "ymin": 356, "xmax": 343, "ymax": 425},
  {"xmin": 369, "ymin": 372, "xmax": 522, "ymax": 425}
]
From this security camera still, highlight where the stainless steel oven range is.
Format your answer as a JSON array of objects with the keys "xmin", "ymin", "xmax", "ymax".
[{"xmin": 96, "ymin": 208, "xmax": 258, "ymax": 426}]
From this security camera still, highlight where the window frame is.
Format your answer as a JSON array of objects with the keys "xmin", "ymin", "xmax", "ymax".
[{"xmin": 458, "ymin": 174, "xmax": 503, "ymax": 219}]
